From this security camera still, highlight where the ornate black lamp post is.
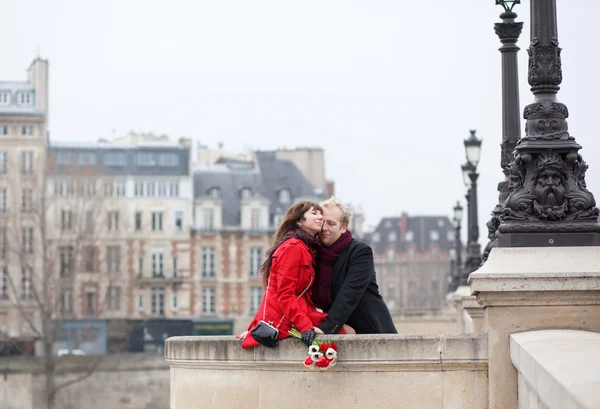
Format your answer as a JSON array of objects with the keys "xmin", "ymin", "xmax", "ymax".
[
  {"xmin": 462, "ymin": 131, "xmax": 483, "ymax": 281},
  {"xmin": 498, "ymin": 0, "xmax": 600, "ymax": 246},
  {"xmin": 482, "ymin": 0, "xmax": 523, "ymax": 263},
  {"xmin": 448, "ymin": 201, "xmax": 464, "ymax": 292}
]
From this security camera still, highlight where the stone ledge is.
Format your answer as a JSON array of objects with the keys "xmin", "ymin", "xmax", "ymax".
[
  {"xmin": 469, "ymin": 247, "xmax": 600, "ymax": 307},
  {"xmin": 165, "ymin": 334, "xmax": 488, "ymax": 372},
  {"xmin": 510, "ymin": 330, "xmax": 600, "ymax": 409}
]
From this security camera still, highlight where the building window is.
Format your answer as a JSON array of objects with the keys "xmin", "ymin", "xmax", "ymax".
[
  {"xmin": 104, "ymin": 152, "xmax": 126, "ymax": 166},
  {"xmin": 172, "ymin": 294, "xmax": 178, "ymax": 311},
  {"xmin": 23, "ymin": 227, "xmax": 34, "ymax": 253},
  {"xmin": 151, "ymin": 287, "xmax": 165, "ymax": 316},
  {"xmin": 21, "ymin": 188, "xmax": 34, "ymax": 213},
  {"xmin": 59, "ymin": 246, "xmax": 74, "ymax": 277},
  {"xmin": 83, "ymin": 246, "xmax": 96, "ymax": 272},
  {"xmin": 146, "ymin": 182, "xmax": 156, "ymax": 197},
  {"xmin": 430, "ymin": 230, "xmax": 440, "ymax": 241},
  {"xmin": 249, "ymin": 247, "xmax": 262, "ymax": 278},
  {"xmin": 388, "ymin": 232, "xmax": 397, "ymax": 242},
  {"xmin": 202, "ymin": 287, "xmax": 215, "ymax": 314},
  {"xmin": 21, "ymin": 267, "xmax": 32, "ymax": 299},
  {"xmin": 135, "ymin": 211, "xmax": 142, "ymax": 231},
  {"xmin": 169, "ymin": 182, "xmax": 179, "ymax": 197},
  {"xmin": 251, "ymin": 209, "xmax": 261, "ymax": 230},
  {"xmin": 152, "ymin": 250, "xmax": 164, "ymax": 277},
  {"xmin": 278, "ymin": 189, "xmax": 291, "ymax": 204},
  {"xmin": 201, "ymin": 247, "xmax": 215, "ymax": 278},
  {"xmin": 61, "ymin": 289, "xmax": 73, "ymax": 313},
  {"xmin": 85, "ymin": 291, "xmax": 95, "ymax": 316},
  {"xmin": 134, "ymin": 182, "xmax": 144, "ymax": 197},
  {"xmin": 60, "ymin": 210, "xmax": 73, "ymax": 231},
  {"xmin": 240, "ymin": 188, "xmax": 251, "ymax": 199},
  {"xmin": 203, "ymin": 209, "xmax": 214, "ymax": 230},
  {"xmin": 21, "ymin": 125, "xmax": 33, "ymax": 136},
  {"xmin": 173, "ymin": 256, "xmax": 178, "ymax": 278},
  {"xmin": 151, "ymin": 212, "xmax": 163, "ymax": 231},
  {"xmin": 0, "ymin": 188, "xmax": 6, "ymax": 213},
  {"xmin": 250, "ymin": 287, "xmax": 263, "ymax": 313},
  {"xmin": 0, "ymin": 93, "xmax": 9, "ymax": 105},
  {"xmin": 136, "ymin": 152, "xmax": 155, "ymax": 166},
  {"xmin": 0, "ymin": 228, "xmax": 6, "ymax": 259},
  {"xmin": 405, "ymin": 231, "xmax": 414, "ymax": 242},
  {"xmin": 19, "ymin": 92, "xmax": 33, "ymax": 105},
  {"xmin": 0, "ymin": 267, "xmax": 7, "ymax": 298},
  {"xmin": 175, "ymin": 211, "xmax": 183, "ymax": 231},
  {"xmin": 107, "ymin": 286, "xmax": 121, "ymax": 311},
  {"xmin": 371, "ymin": 232, "xmax": 380, "ymax": 243},
  {"xmin": 0, "ymin": 151, "xmax": 7, "ymax": 174},
  {"xmin": 137, "ymin": 293, "xmax": 144, "ymax": 310},
  {"xmin": 107, "ymin": 246, "xmax": 121, "ymax": 273},
  {"xmin": 208, "ymin": 188, "xmax": 220, "ymax": 198},
  {"xmin": 158, "ymin": 153, "xmax": 179, "ymax": 166},
  {"xmin": 77, "ymin": 152, "xmax": 96, "ymax": 165},
  {"xmin": 157, "ymin": 182, "xmax": 166, "ymax": 197},
  {"xmin": 387, "ymin": 249, "xmax": 395, "ymax": 262},
  {"xmin": 138, "ymin": 257, "xmax": 143, "ymax": 277},
  {"xmin": 273, "ymin": 214, "xmax": 283, "ymax": 229},
  {"xmin": 115, "ymin": 180, "xmax": 126, "ymax": 196},
  {"xmin": 0, "ymin": 125, "xmax": 7, "ymax": 135},
  {"xmin": 107, "ymin": 211, "xmax": 119, "ymax": 232},
  {"xmin": 21, "ymin": 151, "xmax": 33, "ymax": 175}
]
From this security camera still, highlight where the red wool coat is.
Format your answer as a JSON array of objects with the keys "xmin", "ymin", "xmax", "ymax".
[{"xmin": 242, "ymin": 238, "xmax": 327, "ymax": 349}]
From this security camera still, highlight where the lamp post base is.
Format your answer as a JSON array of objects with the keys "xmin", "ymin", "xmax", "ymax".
[{"xmin": 498, "ymin": 232, "xmax": 600, "ymax": 247}]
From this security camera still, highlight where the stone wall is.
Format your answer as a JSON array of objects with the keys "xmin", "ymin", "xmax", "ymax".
[
  {"xmin": 0, "ymin": 354, "xmax": 169, "ymax": 409},
  {"xmin": 166, "ymin": 334, "xmax": 489, "ymax": 409}
]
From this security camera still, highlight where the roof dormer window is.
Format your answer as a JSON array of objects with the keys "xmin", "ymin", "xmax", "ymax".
[
  {"xmin": 208, "ymin": 187, "xmax": 220, "ymax": 198},
  {"xmin": 18, "ymin": 91, "xmax": 33, "ymax": 106},
  {"xmin": 429, "ymin": 230, "xmax": 440, "ymax": 241},
  {"xmin": 240, "ymin": 188, "xmax": 252, "ymax": 199},
  {"xmin": 405, "ymin": 231, "xmax": 414, "ymax": 242},
  {"xmin": 388, "ymin": 232, "xmax": 397, "ymax": 242},
  {"xmin": 0, "ymin": 92, "xmax": 10, "ymax": 105},
  {"xmin": 278, "ymin": 189, "xmax": 291, "ymax": 204}
]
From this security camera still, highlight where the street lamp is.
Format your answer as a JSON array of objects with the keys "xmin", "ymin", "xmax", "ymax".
[
  {"xmin": 464, "ymin": 130, "xmax": 482, "ymax": 167},
  {"xmin": 461, "ymin": 131, "xmax": 482, "ymax": 283},
  {"xmin": 482, "ymin": 0, "xmax": 523, "ymax": 265},
  {"xmin": 498, "ymin": 0, "xmax": 600, "ymax": 246},
  {"xmin": 447, "ymin": 201, "xmax": 464, "ymax": 293}
]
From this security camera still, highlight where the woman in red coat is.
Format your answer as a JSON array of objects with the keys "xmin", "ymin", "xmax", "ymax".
[{"xmin": 241, "ymin": 201, "xmax": 346, "ymax": 349}]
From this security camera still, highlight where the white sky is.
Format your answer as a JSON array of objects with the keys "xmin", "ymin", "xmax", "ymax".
[{"xmin": 1, "ymin": 0, "xmax": 599, "ymax": 242}]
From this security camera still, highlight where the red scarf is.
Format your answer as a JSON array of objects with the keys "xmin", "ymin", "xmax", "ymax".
[{"xmin": 313, "ymin": 230, "xmax": 353, "ymax": 309}]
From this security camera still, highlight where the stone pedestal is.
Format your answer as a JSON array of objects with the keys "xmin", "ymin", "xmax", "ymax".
[
  {"xmin": 469, "ymin": 246, "xmax": 600, "ymax": 409},
  {"xmin": 461, "ymin": 296, "xmax": 485, "ymax": 334},
  {"xmin": 446, "ymin": 288, "xmax": 465, "ymax": 334}
]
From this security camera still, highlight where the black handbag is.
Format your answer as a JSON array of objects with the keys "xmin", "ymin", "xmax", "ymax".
[
  {"xmin": 251, "ymin": 320, "xmax": 279, "ymax": 348},
  {"xmin": 250, "ymin": 275, "xmax": 312, "ymax": 348}
]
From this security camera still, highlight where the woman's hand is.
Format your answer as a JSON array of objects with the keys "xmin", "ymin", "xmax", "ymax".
[
  {"xmin": 236, "ymin": 330, "xmax": 248, "ymax": 340},
  {"xmin": 314, "ymin": 327, "xmax": 324, "ymax": 335},
  {"xmin": 315, "ymin": 308, "xmax": 323, "ymax": 313}
]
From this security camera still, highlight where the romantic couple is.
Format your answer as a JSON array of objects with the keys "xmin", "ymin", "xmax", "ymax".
[{"xmin": 240, "ymin": 196, "xmax": 397, "ymax": 349}]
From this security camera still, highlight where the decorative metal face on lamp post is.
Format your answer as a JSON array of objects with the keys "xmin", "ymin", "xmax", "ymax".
[
  {"xmin": 498, "ymin": 0, "xmax": 600, "ymax": 247},
  {"xmin": 448, "ymin": 201, "xmax": 464, "ymax": 292},
  {"xmin": 462, "ymin": 130, "xmax": 483, "ymax": 282},
  {"xmin": 482, "ymin": 0, "xmax": 523, "ymax": 263}
]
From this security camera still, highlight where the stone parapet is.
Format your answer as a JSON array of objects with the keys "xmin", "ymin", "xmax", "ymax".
[
  {"xmin": 510, "ymin": 330, "xmax": 600, "ymax": 409},
  {"xmin": 166, "ymin": 334, "xmax": 488, "ymax": 409}
]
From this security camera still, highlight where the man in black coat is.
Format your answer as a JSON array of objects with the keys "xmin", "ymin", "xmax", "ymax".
[{"xmin": 313, "ymin": 197, "xmax": 397, "ymax": 335}]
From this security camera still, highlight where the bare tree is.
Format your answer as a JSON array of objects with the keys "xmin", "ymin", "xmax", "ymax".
[{"xmin": 1, "ymin": 152, "xmax": 126, "ymax": 409}]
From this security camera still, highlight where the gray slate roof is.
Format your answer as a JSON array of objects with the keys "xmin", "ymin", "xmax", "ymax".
[
  {"xmin": 193, "ymin": 151, "xmax": 320, "ymax": 227},
  {"xmin": 0, "ymin": 82, "xmax": 44, "ymax": 116},
  {"xmin": 48, "ymin": 143, "xmax": 190, "ymax": 176},
  {"xmin": 369, "ymin": 215, "xmax": 456, "ymax": 254}
]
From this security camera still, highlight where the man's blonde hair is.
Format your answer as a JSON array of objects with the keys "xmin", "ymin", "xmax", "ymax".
[{"xmin": 321, "ymin": 196, "xmax": 352, "ymax": 227}]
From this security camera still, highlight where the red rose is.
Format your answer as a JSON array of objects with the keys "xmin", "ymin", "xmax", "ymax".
[
  {"xmin": 329, "ymin": 342, "xmax": 337, "ymax": 351},
  {"xmin": 303, "ymin": 356, "xmax": 314, "ymax": 367},
  {"xmin": 320, "ymin": 342, "xmax": 328, "ymax": 352},
  {"xmin": 315, "ymin": 357, "xmax": 331, "ymax": 369}
]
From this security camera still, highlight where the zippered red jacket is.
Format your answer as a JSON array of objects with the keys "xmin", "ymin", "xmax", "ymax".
[{"xmin": 242, "ymin": 238, "xmax": 327, "ymax": 349}]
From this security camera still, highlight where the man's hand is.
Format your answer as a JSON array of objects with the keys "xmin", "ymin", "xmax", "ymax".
[
  {"xmin": 314, "ymin": 327, "xmax": 324, "ymax": 335},
  {"xmin": 301, "ymin": 328, "xmax": 316, "ymax": 346}
]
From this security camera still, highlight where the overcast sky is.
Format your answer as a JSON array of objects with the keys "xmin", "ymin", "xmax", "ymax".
[{"xmin": 1, "ymin": 0, "xmax": 599, "ymax": 242}]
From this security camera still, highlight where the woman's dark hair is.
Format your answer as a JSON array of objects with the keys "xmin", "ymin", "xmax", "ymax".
[{"xmin": 259, "ymin": 201, "xmax": 323, "ymax": 286}]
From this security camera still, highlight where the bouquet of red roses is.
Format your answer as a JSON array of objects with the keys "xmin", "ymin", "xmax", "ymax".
[{"xmin": 289, "ymin": 328, "xmax": 338, "ymax": 370}]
